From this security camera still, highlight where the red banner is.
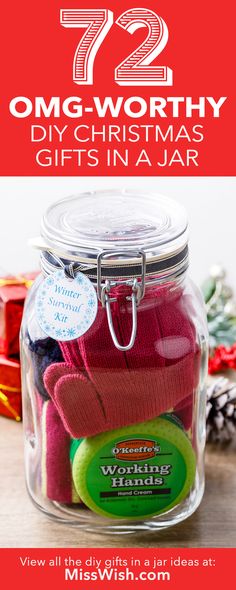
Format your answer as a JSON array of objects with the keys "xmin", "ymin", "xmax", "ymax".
[
  {"xmin": 1, "ymin": 0, "xmax": 235, "ymax": 175},
  {"xmin": 1, "ymin": 548, "xmax": 234, "ymax": 590}
]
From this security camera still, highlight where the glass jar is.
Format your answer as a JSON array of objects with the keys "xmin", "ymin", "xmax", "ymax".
[{"xmin": 21, "ymin": 189, "xmax": 208, "ymax": 534}]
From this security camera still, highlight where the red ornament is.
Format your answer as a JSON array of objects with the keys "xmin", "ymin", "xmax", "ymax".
[{"xmin": 209, "ymin": 344, "xmax": 236, "ymax": 374}]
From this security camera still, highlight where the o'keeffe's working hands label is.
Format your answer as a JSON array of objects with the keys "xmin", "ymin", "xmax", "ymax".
[{"xmin": 71, "ymin": 416, "xmax": 196, "ymax": 519}]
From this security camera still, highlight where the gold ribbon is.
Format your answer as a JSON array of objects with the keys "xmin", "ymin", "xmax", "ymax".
[
  {"xmin": 0, "ymin": 383, "xmax": 21, "ymax": 422},
  {"xmin": 0, "ymin": 274, "xmax": 33, "ymax": 289},
  {"xmin": 0, "ymin": 383, "xmax": 21, "ymax": 392}
]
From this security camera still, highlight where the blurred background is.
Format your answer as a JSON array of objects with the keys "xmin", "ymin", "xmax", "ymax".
[{"xmin": 0, "ymin": 176, "xmax": 235, "ymax": 289}]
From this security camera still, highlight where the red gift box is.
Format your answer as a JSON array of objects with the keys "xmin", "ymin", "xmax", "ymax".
[
  {"xmin": 0, "ymin": 272, "xmax": 38, "ymax": 357},
  {"xmin": 0, "ymin": 355, "xmax": 21, "ymax": 421}
]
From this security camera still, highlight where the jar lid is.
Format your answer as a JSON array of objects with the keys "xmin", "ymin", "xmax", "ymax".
[{"xmin": 40, "ymin": 189, "xmax": 188, "ymax": 266}]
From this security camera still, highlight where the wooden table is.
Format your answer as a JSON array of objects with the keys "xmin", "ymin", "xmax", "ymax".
[{"xmin": 0, "ymin": 417, "xmax": 235, "ymax": 548}]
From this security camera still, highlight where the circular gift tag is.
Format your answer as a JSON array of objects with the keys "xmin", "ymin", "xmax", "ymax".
[
  {"xmin": 35, "ymin": 270, "xmax": 98, "ymax": 341},
  {"xmin": 72, "ymin": 417, "xmax": 196, "ymax": 520}
]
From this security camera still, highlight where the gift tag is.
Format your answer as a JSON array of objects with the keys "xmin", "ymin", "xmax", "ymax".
[{"xmin": 35, "ymin": 270, "xmax": 98, "ymax": 341}]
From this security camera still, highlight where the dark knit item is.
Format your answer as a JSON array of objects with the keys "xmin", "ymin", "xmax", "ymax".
[{"xmin": 28, "ymin": 334, "xmax": 63, "ymax": 399}]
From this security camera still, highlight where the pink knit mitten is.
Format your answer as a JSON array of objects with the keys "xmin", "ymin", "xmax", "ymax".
[
  {"xmin": 44, "ymin": 362, "xmax": 106, "ymax": 437},
  {"xmin": 41, "ymin": 399, "xmax": 79, "ymax": 503}
]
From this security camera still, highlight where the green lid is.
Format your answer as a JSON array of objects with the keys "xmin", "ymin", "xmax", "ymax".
[{"xmin": 72, "ymin": 416, "xmax": 196, "ymax": 520}]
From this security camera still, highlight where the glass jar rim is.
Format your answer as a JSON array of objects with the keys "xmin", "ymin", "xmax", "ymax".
[{"xmin": 40, "ymin": 189, "xmax": 188, "ymax": 266}]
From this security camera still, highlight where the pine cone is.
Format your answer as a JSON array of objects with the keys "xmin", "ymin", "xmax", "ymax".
[{"xmin": 206, "ymin": 377, "xmax": 236, "ymax": 442}]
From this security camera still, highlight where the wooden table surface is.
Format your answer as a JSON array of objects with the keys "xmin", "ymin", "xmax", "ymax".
[{"xmin": 0, "ymin": 417, "xmax": 235, "ymax": 548}]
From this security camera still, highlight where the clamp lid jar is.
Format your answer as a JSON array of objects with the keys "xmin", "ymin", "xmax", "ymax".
[{"xmin": 21, "ymin": 189, "xmax": 208, "ymax": 533}]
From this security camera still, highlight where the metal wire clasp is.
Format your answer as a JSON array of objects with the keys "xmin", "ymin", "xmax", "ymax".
[{"xmin": 97, "ymin": 251, "xmax": 146, "ymax": 352}]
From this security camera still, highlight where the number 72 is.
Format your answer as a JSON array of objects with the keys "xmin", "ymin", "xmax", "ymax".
[{"xmin": 60, "ymin": 8, "xmax": 173, "ymax": 86}]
